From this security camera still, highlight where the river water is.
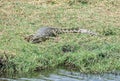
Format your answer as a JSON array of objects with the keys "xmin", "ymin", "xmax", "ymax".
[{"xmin": 0, "ymin": 69, "xmax": 120, "ymax": 81}]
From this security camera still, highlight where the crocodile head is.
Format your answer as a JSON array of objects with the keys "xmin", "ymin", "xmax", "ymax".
[
  {"xmin": 24, "ymin": 35, "xmax": 42, "ymax": 43},
  {"xmin": 24, "ymin": 35, "xmax": 33, "ymax": 42},
  {"xmin": 30, "ymin": 35, "xmax": 49, "ymax": 43}
]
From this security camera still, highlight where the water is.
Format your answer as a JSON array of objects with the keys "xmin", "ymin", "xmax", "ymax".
[{"xmin": 0, "ymin": 69, "xmax": 120, "ymax": 81}]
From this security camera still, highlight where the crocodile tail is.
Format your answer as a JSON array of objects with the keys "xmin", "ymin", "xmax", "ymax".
[{"xmin": 60, "ymin": 28, "xmax": 98, "ymax": 35}]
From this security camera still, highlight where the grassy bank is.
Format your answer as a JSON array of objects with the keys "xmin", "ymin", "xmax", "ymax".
[{"xmin": 0, "ymin": 0, "xmax": 120, "ymax": 73}]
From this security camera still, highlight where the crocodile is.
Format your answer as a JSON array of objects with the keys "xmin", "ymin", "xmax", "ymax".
[{"xmin": 25, "ymin": 26, "xmax": 98, "ymax": 43}]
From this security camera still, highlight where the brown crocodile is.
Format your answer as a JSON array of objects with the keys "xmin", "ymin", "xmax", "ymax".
[{"xmin": 25, "ymin": 26, "xmax": 98, "ymax": 43}]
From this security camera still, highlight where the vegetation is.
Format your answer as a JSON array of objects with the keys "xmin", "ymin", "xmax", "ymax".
[{"xmin": 0, "ymin": 0, "xmax": 120, "ymax": 74}]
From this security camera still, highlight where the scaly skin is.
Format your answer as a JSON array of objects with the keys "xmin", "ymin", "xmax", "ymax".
[{"xmin": 25, "ymin": 26, "xmax": 98, "ymax": 43}]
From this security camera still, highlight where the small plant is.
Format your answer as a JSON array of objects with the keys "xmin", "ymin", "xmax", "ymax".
[
  {"xmin": 102, "ymin": 28, "xmax": 116, "ymax": 36},
  {"xmin": 46, "ymin": 0, "xmax": 57, "ymax": 4},
  {"xmin": 68, "ymin": 0, "xmax": 88, "ymax": 5},
  {"xmin": 61, "ymin": 44, "xmax": 76, "ymax": 53}
]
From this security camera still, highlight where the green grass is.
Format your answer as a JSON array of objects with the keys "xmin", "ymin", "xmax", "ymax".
[{"xmin": 0, "ymin": 0, "xmax": 120, "ymax": 74}]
